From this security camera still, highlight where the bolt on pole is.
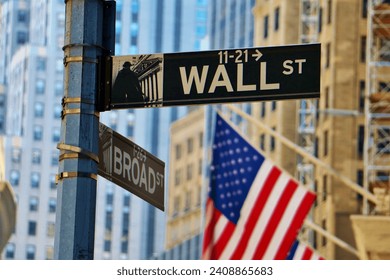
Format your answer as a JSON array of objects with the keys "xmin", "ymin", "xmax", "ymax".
[{"xmin": 54, "ymin": 0, "xmax": 104, "ymax": 260}]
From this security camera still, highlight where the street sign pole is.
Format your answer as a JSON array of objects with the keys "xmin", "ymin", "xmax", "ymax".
[{"xmin": 54, "ymin": 0, "xmax": 111, "ymax": 260}]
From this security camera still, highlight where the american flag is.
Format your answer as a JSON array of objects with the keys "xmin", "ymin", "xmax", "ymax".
[
  {"xmin": 286, "ymin": 240, "xmax": 325, "ymax": 260},
  {"xmin": 202, "ymin": 113, "xmax": 316, "ymax": 260}
]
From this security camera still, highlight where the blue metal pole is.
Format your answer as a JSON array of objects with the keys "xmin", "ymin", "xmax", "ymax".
[{"xmin": 54, "ymin": 0, "xmax": 103, "ymax": 260}]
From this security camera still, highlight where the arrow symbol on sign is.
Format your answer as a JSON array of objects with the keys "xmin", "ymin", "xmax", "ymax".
[{"xmin": 252, "ymin": 49, "xmax": 263, "ymax": 61}]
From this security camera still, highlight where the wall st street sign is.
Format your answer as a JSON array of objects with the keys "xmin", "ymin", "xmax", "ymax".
[
  {"xmin": 102, "ymin": 43, "xmax": 320, "ymax": 110},
  {"xmin": 98, "ymin": 123, "xmax": 165, "ymax": 211}
]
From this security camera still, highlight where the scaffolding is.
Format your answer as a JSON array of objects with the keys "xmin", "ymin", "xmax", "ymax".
[
  {"xmin": 297, "ymin": 0, "xmax": 319, "ymax": 190},
  {"xmin": 364, "ymin": 0, "xmax": 390, "ymax": 215}
]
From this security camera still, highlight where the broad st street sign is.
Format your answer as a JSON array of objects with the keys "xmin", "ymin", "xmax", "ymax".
[
  {"xmin": 98, "ymin": 123, "xmax": 165, "ymax": 211},
  {"xmin": 102, "ymin": 43, "xmax": 320, "ymax": 110}
]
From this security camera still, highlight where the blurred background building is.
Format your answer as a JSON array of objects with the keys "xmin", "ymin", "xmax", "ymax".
[{"xmin": 0, "ymin": 0, "xmax": 389, "ymax": 260}]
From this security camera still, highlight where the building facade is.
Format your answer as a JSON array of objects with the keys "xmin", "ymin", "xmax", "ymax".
[
  {"xmin": 1, "ymin": 0, "xmax": 64, "ymax": 259},
  {"xmin": 251, "ymin": 0, "xmax": 390, "ymax": 259},
  {"xmin": 160, "ymin": 0, "xmax": 257, "ymax": 260},
  {"xmin": 0, "ymin": 0, "xmax": 208, "ymax": 260},
  {"xmin": 163, "ymin": 108, "xmax": 205, "ymax": 259},
  {"xmin": 96, "ymin": 0, "xmax": 208, "ymax": 260}
]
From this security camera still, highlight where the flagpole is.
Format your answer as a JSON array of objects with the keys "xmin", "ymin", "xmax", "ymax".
[
  {"xmin": 199, "ymin": 105, "xmax": 217, "ymax": 258},
  {"xmin": 304, "ymin": 220, "xmax": 359, "ymax": 257},
  {"xmin": 224, "ymin": 104, "xmax": 378, "ymax": 205}
]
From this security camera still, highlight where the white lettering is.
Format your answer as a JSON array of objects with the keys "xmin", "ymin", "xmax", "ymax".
[
  {"xmin": 237, "ymin": 63, "xmax": 256, "ymax": 91},
  {"xmin": 179, "ymin": 66, "xmax": 209, "ymax": 94},
  {"xmin": 260, "ymin": 62, "xmax": 280, "ymax": 90},
  {"xmin": 209, "ymin": 64, "xmax": 233, "ymax": 93},
  {"xmin": 112, "ymin": 146, "xmax": 163, "ymax": 194},
  {"xmin": 295, "ymin": 59, "xmax": 306, "ymax": 74},
  {"xmin": 132, "ymin": 158, "xmax": 140, "ymax": 185},
  {"xmin": 123, "ymin": 151, "xmax": 131, "ymax": 182},
  {"xmin": 283, "ymin": 60, "xmax": 294, "ymax": 75},
  {"xmin": 148, "ymin": 167, "xmax": 156, "ymax": 194},
  {"xmin": 139, "ymin": 163, "xmax": 147, "ymax": 191},
  {"xmin": 114, "ymin": 146, "xmax": 122, "ymax": 175}
]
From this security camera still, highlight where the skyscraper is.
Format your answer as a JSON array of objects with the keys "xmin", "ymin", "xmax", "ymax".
[
  {"xmin": 0, "ymin": 0, "xmax": 208, "ymax": 260},
  {"xmin": 1, "ymin": 0, "xmax": 64, "ymax": 260},
  {"xmin": 96, "ymin": 0, "xmax": 208, "ymax": 260}
]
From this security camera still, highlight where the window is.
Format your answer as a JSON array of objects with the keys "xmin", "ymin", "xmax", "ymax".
[
  {"xmin": 362, "ymin": 0, "xmax": 368, "ymax": 18},
  {"xmin": 12, "ymin": 148, "xmax": 21, "ymax": 163},
  {"xmin": 31, "ymin": 172, "xmax": 40, "ymax": 188},
  {"xmin": 52, "ymin": 150, "xmax": 59, "ymax": 166},
  {"xmin": 361, "ymin": 36, "xmax": 366, "ymax": 63},
  {"xmin": 54, "ymin": 104, "xmax": 62, "ymax": 118},
  {"xmin": 173, "ymin": 196, "xmax": 180, "ymax": 217},
  {"xmin": 26, "ymin": 245, "xmax": 36, "ymax": 260},
  {"xmin": 187, "ymin": 164, "xmax": 193, "ymax": 181},
  {"xmin": 10, "ymin": 170, "xmax": 20, "ymax": 186},
  {"xmin": 104, "ymin": 240, "xmax": 111, "ymax": 252},
  {"xmin": 175, "ymin": 169, "xmax": 181, "ymax": 186},
  {"xmin": 261, "ymin": 102, "xmax": 266, "ymax": 118},
  {"xmin": 123, "ymin": 194, "xmax": 130, "ymax": 207},
  {"xmin": 50, "ymin": 174, "xmax": 57, "ymax": 190},
  {"xmin": 52, "ymin": 128, "xmax": 60, "ymax": 142},
  {"xmin": 5, "ymin": 243, "xmax": 15, "ymax": 259},
  {"xmin": 325, "ymin": 43, "xmax": 331, "ymax": 68},
  {"xmin": 17, "ymin": 10, "xmax": 28, "ymax": 23},
  {"xmin": 359, "ymin": 81, "xmax": 365, "ymax": 112},
  {"xmin": 271, "ymin": 101, "xmax": 277, "ymax": 111},
  {"xmin": 358, "ymin": 125, "xmax": 365, "ymax": 157},
  {"xmin": 321, "ymin": 220, "xmax": 327, "ymax": 246},
  {"xmin": 36, "ymin": 57, "xmax": 46, "ymax": 71},
  {"xmin": 260, "ymin": 134, "xmax": 265, "ymax": 151},
  {"xmin": 33, "ymin": 125, "xmax": 43, "ymax": 141},
  {"xmin": 46, "ymin": 246, "xmax": 54, "ymax": 260},
  {"xmin": 263, "ymin": 15, "xmax": 269, "ymax": 39},
  {"xmin": 55, "ymin": 81, "xmax": 63, "ymax": 96},
  {"xmin": 318, "ymin": 7, "xmax": 323, "ymax": 33},
  {"xmin": 47, "ymin": 222, "xmax": 55, "ymax": 238},
  {"xmin": 34, "ymin": 102, "xmax": 44, "ymax": 118},
  {"xmin": 29, "ymin": 197, "xmax": 39, "ymax": 211},
  {"xmin": 175, "ymin": 144, "xmax": 182, "ymax": 160},
  {"xmin": 49, "ymin": 198, "xmax": 56, "ymax": 213},
  {"xmin": 184, "ymin": 191, "xmax": 191, "ymax": 211},
  {"xmin": 105, "ymin": 209, "xmax": 113, "ymax": 231},
  {"xmin": 324, "ymin": 130, "xmax": 329, "ymax": 156},
  {"xmin": 28, "ymin": 221, "xmax": 37, "ymax": 236},
  {"xmin": 32, "ymin": 149, "xmax": 41, "ymax": 164},
  {"xmin": 35, "ymin": 79, "xmax": 45, "ymax": 94},
  {"xmin": 106, "ymin": 191, "xmax": 114, "ymax": 205},
  {"xmin": 327, "ymin": 0, "xmax": 332, "ymax": 24},
  {"xmin": 274, "ymin": 7, "xmax": 280, "ymax": 31},
  {"xmin": 322, "ymin": 175, "xmax": 327, "ymax": 201},
  {"xmin": 270, "ymin": 127, "xmax": 276, "ymax": 151},
  {"xmin": 17, "ymin": 31, "xmax": 27, "ymax": 44},
  {"xmin": 187, "ymin": 138, "xmax": 194, "ymax": 154},
  {"xmin": 199, "ymin": 132, "xmax": 203, "ymax": 148},
  {"xmin": 127, "ymin": 124, "xmax": 134, "ymax": 137},
  {"xmin": 324, "ymin": 87, "xmax": 330, "ymax": 109}
]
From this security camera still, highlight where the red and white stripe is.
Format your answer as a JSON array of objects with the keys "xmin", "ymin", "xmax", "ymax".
[
  {"xmin": 202, "ymin": 160, "xmax": 316, "ymax": 260},
  {"xmin": 290, "ymin": 242, "xmax": 324, "ymax": 260}
]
